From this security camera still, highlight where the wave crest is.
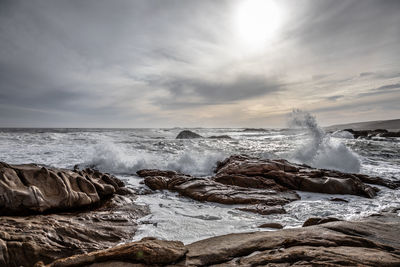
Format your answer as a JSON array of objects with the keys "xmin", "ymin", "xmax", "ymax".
[{"xmin": 288, "ymin": 109, "xmax": 360, "ymax": 173}]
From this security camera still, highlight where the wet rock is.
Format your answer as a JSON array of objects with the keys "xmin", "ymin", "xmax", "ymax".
[
  {"xmin": 215, "ymin": 155, "xmax": 397, "ymax": 197},
  {"xmin": 242, "ymin": 128, "xmax": 266, "ymax": 132},
  {"xmin": 344, "ymin": 128, "xmax": 400, "ymax": 138},
  {"xmin": 35, "ymin": 238, "xmax": 187, "ymax": 267},
  {"xmin": 138, "ymin": 169, "xmax": 299, "ymax": 215},
  {"xmin": 137, "ymin": 155, "xmax": 396, "ymax": 215},
  {"xmin": 258, "ymin": 222, "xmax": 284, "ymax": 229},
  {"xmin": 0, "ymin": 162, "xmax": 127, "ymax": 215},
  {"xmin": 330, "ymin": 197, "xmax": 349, "ymax": 202},
  {"xmin": 302, "ymin": 217, "xmax": 342, "ymax": 227},
  {"xmin": 175, "ymin": 130, "xmax": 202, "ymax": 139},
  {"xmin": 43, "ymin": 213, "xmax": 400, "ymax": 267},
  {"xmin": 237, "ymin": 205, "xmax": 286, "ymax": 215}
]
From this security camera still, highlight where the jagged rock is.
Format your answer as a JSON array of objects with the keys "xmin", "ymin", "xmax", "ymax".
[
  {"xmin": 41, "ymin": 213, "xmax": 400, "ymax": 267},
  {"xmin": 0, "ymin": 163, "xmax": 149, "ymax": 267},
  {"xmin": 137, "ymin": 169, "xmax": 299, "ymax": 215},
  {"xmin": 175, "ymin": 130, "xmax": 202, "ymax": 139},
  {"xmin": 302, "ymin": 217, "xmax": 342, "ymax": 227},
  {"xmin": 215, "ymin": 155, "xmax": 398, "ymax": 197},
  {"xmin": 137, "ymin": 155, "xmax": 397, "ymax": 215},
  {"xmin": 35, "ymin": 238, "xmax": 187, "ymax": 267},
  {"xmin": 0, "ymin": 162, "xmax": 129, "ymax": 215}
]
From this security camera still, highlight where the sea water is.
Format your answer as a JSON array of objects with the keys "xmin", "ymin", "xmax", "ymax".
[{"xmin": 0, "ymin": 122, "xmax": 399, "ymax": 244}]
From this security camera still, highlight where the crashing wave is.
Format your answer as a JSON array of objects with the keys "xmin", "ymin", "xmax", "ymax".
[{"xmin": 288, "ymin": 109, "xmax": 360, "ymax": 173}]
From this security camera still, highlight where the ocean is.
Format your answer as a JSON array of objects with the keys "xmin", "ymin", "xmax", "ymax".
[{"xmin": 0, "ymin": 124, "xmax": 399, "ymax": 244}]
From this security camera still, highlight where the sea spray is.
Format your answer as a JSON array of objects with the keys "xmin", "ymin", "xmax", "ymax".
[
  {"xmin": 288, "ymin": 109, "xmax": 361, "ymax": 173},
  {"xmin": 83, "ymin": 141, "xmax": 226, "ymax": 176}
]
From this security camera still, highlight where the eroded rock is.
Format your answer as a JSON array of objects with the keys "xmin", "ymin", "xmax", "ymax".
[
  {"xmin": 0, "ymin": 162, "xmax": 129, "ymax": 215},
  {"xmin": 40, "ymin": 213, "xmax": 400, "ymax": 267},
  {"xmin": 0, "ymin": 163, "xmax": 149, "ymax": 267}
]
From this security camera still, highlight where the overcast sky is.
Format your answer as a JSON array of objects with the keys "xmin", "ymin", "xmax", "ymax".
[{"xmin": 0, "ymin": 0, "xmax": 399, "ymax": 127}]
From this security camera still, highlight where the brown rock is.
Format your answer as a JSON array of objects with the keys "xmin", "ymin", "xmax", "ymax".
[
  {"xmin": 137, "ymin": 169, "xmax": 299, "ymax": 215},
  {"xmin": 0, "ymin": 162, "xmax": 128, "ymax": 215},
  {"xmin": 36, "ymin": 238, "xmax": 187, "ymax": 267},
  {"xmin": 302, "ymin": 217, "xmax": 342, "ymax": 227},
  {"xmin": 258, "ymin": 222, "xmax": 284, "ymax": 229},
  {"xmin": 43, "ymin": 213, "xmax": 400, "ymax": 267}
]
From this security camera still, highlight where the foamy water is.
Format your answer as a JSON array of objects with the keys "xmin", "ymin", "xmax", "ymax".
[{"xmin": 0, "ymin": 124, "xmax": 399, "ymax": 244}]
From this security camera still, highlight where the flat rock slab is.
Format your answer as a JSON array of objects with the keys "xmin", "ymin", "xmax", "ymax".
[{"xmin": 40, "ymin": 213, "xmax": 400, "ymax": 266}]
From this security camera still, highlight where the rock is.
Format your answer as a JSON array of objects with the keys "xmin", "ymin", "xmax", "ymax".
[
  {"xmin": 258, "ymin": 222, "xmax": 284, "ymax": 229},
  {"xmin": 0, "ymin": 162, "xmax": 127, "ymax": 215},
  {"xmin": 137, "ymin": 155, "xmax": 397, "ymax": 215},
  {"xmin": 215, "ymin": 155, "xmax": 397, "ymax": 197},
  {"xmin": 0, "ymin": 163, "xmax": 149, "ymax": 266},
  {"xmin": 208, "ymin": 135, "xmax": 232, "ymax": 139},
  {"xmin": 302, "ymin": 217, "xmax": 342, "ymax": 227},
  {"xmin": 43, "ymin": 213, "xmax": 400, "ymax": 267},
  {"xmin": 242, "ymin": 128, "xmax": 266, "ymax": 132},
  {"xmin": 0, "ymin": 195, "xmax": 149, "ymax": 267},
  {"xmin": 237, "ymin": 205, "xmax": 286, "ymax": 215},
  {"xmin": 137, "ymin": 169, "xmax": 299, "ymax": 215},
  {"xmin": 175, "ymin": 130, "xmax": 202, "ymax": 139},
  {"xmin": 330, "ymin": 197, "xmax": 349, "ymax": 202},
  {"xmin": 344, "ymin": 128, "xmax": 400, "ymax": 138},
  {"xmin": 35, "ymin": 238, "xmax": 187, "ymax": 267}
]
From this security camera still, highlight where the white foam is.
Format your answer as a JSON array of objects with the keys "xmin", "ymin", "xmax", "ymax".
[
  {"xmin": 83, "ymin": 141, "xmax": 226, "ymax": 176},
  {"xmin": 331, "ymin": 130, "xmax": 354, "ymax": 139},
  {"xmin": 288, "ymin": 109, "xmax": 361, "ymax": 173}
]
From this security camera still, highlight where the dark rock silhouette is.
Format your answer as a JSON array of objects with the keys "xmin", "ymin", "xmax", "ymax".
[{"xmin": 175, "ymin": 130, "xmax": 202, "ymax": 139}]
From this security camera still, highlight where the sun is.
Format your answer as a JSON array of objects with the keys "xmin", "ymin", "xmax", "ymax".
[{"xmin": 234, "ymin": 0, "xmax": 283, "ymax": 51}]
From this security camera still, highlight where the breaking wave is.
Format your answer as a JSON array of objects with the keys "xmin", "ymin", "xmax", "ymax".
[
  {"xmin": 288, "ymin": 109, "xmax": 360, "ymax": 173},
  {"xmin": 82, "ymin": 141, "xmax": 226, "ymax": 176}
]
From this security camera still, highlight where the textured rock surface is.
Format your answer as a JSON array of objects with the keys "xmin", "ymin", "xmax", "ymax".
[
  {"xmin": 0, "ymin": 162, "xmax": 130, "ymax": 215},
  {"xmin": 39, "ymin": 213, "xmax": 400, "ymax": 267},
  {"xmin": 0, "ymin": 163, "xmax": 149, "ymax": 267},
  {"xmin": 175, "ymin": 130, "xmax": 202, "ymax": 139},
  {"xmin": 215, "ymin": 155, "xmax": 398, "ymax": 195},
  {"xmin": 137, "ymin": 168, "xmax": 300, "ymax": 215},
  {"xmin": 35, "ymin": 238, "xmax": 187, "ymax": 267},
  {"xmin": 344, "ymin": 128, "xmax": 400, "ymax": 138},
  {"xmin": 137, "ymin": 155, "xmax": 397, "ymax": 215}
]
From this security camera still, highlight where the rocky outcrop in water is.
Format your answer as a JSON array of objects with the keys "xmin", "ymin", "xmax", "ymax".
[
  {"xmin": 344, "ymin": 128, "xmax": 400, "ymax": 138},
  {"xmin": 137, "ymin": 155, "xmax": 398, "ymax": 215},
  {"xmin": 137, "ymin": 167, "xmax": 300, "ymax": 215},
  {"xmin": 38, "ymin": 212, "xmax": 400, "ymax": 266},
  {"xmin": 175, "ymin": 130, "xmax": 202, "ymax": 139},
  {"xmin": 0, "ymin": 163, "xmax": 148, "ymax": 267}
]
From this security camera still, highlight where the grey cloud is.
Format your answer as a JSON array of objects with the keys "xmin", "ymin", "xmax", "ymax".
[
  {"xmin": 152, "ymin": 75, "xmax": 283, "ymax": 109},
  {"xmin": 326, "ymin": 95, "xmax": 344, "ymax": 101},
  {"xmin": 357, "ymin": 82, "xmax": 400, "ymax": 98}
]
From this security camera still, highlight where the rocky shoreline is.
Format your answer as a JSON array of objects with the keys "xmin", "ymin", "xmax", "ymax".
[{"xmin": 1, "ymin": 156, "xmax": 399, "ymax": 266}]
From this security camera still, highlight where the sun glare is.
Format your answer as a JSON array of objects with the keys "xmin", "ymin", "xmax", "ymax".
[{"xmin": 234, "ymin": 0, "xmax": 283, "ymax": 51}]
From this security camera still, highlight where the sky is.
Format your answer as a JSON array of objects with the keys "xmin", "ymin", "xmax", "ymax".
[{"xmin": 0, "ymin": 0, "xmax": 399, "ymax": 128}]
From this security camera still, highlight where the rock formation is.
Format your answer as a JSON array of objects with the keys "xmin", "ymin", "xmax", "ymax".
[
  {"xmin": 38, "ymin": 212, "xmax": 400, "ymax": 266},
  {"xmin": 137, "ymin": 155, "xmax": 398, "ymax": 215},
  {"xmin": 0, "ymin": 162, "xmax": 130, "ymax": 215},
  {"xmin": 0, "ymin": 163, "xmax": 148, "ymax": 267},
  {"xmin": 344, "ymin": 128, "xmax": 400, "ymax": 138},
  {"xmin": 175, "ymin": 130, "xmax": 202, "ymax": 139}
]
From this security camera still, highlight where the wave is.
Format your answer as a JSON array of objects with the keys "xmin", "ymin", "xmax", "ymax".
[
  {"xmin": 287, "ymin": 109, "xmax": 360, "ymax": 173},
  {"xmin": 82, "ymin": 141, "xmax": 226, "ymax": 176}
]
